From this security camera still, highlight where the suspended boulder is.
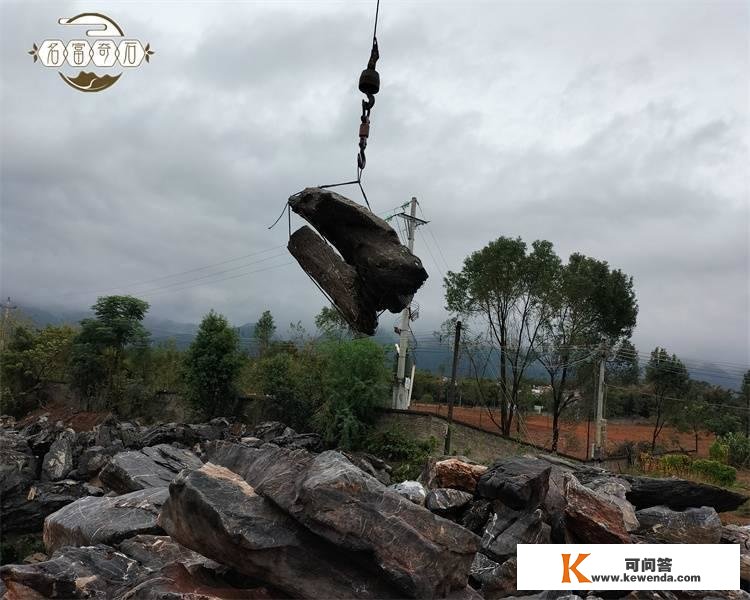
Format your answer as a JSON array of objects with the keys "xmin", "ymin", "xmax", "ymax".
[{"xmin": 287, "ymin": 187, "xmax": 428, "ymax": 335}]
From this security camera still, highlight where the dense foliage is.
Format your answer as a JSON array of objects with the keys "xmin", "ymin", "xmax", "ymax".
[{"xmin": 182, "ymin": 311, "xmax": 243, "ymax": 418}]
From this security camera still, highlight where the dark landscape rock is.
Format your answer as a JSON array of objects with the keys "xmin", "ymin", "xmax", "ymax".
[
  {"xmin": 288, "ymin": 188, "xmax": 429, "ymax": 334},
  {"xmin": 345, "ymin": 451, "xmax": 393, "ymax": 485},
  {"xmin": 252, "ymin": 421, "xmax": 291, "ymax": 441},
  {"xmin": 288, "ymin": 225, "xmax": 379, "ymax": 334},
  {"xmin": 116, "ymin": 534, "xmax": 215, "ymax": 572},
  {"xmin": 19, "ymin": 415, "xmax": 60, "ymax": 457},
  {"xmin": 43, "ymin": 487, "xmax": 168, "ymax": 552},
  {"xmin": 76, "ymin": 442, "xmax": 123, "ymax": 480},
  {"xmin": 622, "ymin": 474, "xmax": 748, "ymax": 512},
  {"xmin": 0, "ymin": 430, "xmax": 38, "ymax": 518},
  {"xmin": 41, "ymin": 428, "xmax": 76, "ymax": 481},
  {"xmin": 480, "ymin": 506, "xmax": 551, "ymax": 562},
  {"xmin": 289, "ymin": 188, "xmax": 429, "ymax": 313},
  {"xmin": 100, "ymin": 444, "xmax": 202, "ymax": 494},
  {"xmin": 388, "ymin": 480, "xmax": 427, "ymax": 505},
  {"xmin": 469, "ymin": 553, "xmax": 517, "ymax": 599},
  {"xmin": 207, "ymin": 441, "xmax": 480, "ymax": 597},
  {"xmin": 2, "ymin": 479, "xmax": 102, "ymax": 534},
  {"xmin": 273, "ymin": 431, "xmax": 324, "ymax": 452},
  {"xmin": 118, "ymin": 562, "xmax": 281, "ymax": 600},
  {"xmin": 460, "ymin": 499, "xmax": 493, "ymax": 534},
  {"xmin": 140, "ymin": 423, "xmax": 195, "ymax": 448},
  {"xmin": 477, "ymin": 456, "xmax": 551, "ymax": 509},
  {"xmin": 435, "ymin": 458, "xmax": 488, "ymax": 493},
  {"xmin": 636, "ymin": 505, "xmax": 722, "ymax": 544},
  {"xmin": 563, "ymin": 474, "xmax": 631, "ymax": 543},
  {"xmin": 425, "ymin": 488, "xmax": 474, "ymax": 515},
  {"xmin": 159, "ymin": 462, "xmax": 404, "ymax": 599},
  {"xmin": 0, "ymin": 544, "xmax": 147, "ymax": 599}
]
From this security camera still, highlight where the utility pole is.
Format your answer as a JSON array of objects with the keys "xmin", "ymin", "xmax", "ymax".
[
  {"xmin": 391, "ymin": 197, "xmax": 427, "ymax": 410},
  {"xmin": 0, "ymin": 297, "xmax": 17, "ymax": 352},
  {"xmin": 593, "ymin": 342, "xmax": 607, "ymax": 463},
  {"xmin": 444, "ymin": 320, "xmax": 462, "ymax": 455}
]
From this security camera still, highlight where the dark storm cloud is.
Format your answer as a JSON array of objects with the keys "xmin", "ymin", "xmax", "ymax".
[{"xmin": 0, "ymin": 0, "xmax": 747, "ymax": 366}]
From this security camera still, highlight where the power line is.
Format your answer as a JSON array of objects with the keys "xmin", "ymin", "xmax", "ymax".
[{"xmin": 30, "ymin": 245, "xmax": 287, "ymax": 300}]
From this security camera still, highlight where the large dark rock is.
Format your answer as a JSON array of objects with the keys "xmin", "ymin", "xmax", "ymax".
[
  {"xmin": 0, "ymin": 544, "xmax": 148, "ymax": 599},
  {"xmin": 476, "ymin": 456, "xmax": 551, "ymax": 509},
  {"xmin": 118, "ymin": 562, "xmax": 281, "ymax": 600},
  {"xmin": 140, "ymin": 423, "xmax": 195, "ymax": 448},
  {"xmin": 636, "ymin": 505, "xmax": 722, "ymax": 544},
  {"xmin": 288, "ymin": 225, "xmax": 378, "ymax": 334},
  {"xmin": 207, "ymin": 441, "xmax": 480, "ymax": 598},
  {"xmin": 425, "ymin": 488, "xmax": 474, "ymax": 516},
  {"xmin": 460, "ymin": 499, "xmax": 493, "ymax": 534},
  {"xmin": 77, "ymin": 443, "xmax": 123, "ymax": 480},
  {"xmin": 0, "ymin": 430, "xmax": 38, "ymax": 515},
  {"xmin": 563, "ymin": 474, "xmax": 631, "ymax": 543},
  {"xmin": 480, "ymin": 506, "xmax": 551, "ymax": 562},
  {"xmin": 622, "ymin": 474, "xmax": 749, "ymax": 512},
  {"xmin": 18, "ymin": 415, "xmax": 60, "ymax": 457},
  {"xmin": 288, "ymin": 188, "xmax": 428, "ymax": 334},
  {"xmin": 2, "ymin": 479, "xmax": 103, "ymax": 534},
  {"xmin": 41, "ymin": 428, "xmax": 76, "ymax": 481},
  {"xmin": 43, "ymin": 487, "xmax": 168, "ymax": 552},
  {"xmin": 116, "ymin": 534, "xmax": 214, "ymax": 572},
  {"xmin": 252, "ymin": 421, "xmax": 293, "ymax": 441},
  {"xmin": 159, "ymin": 462, "xmax": 404, "ymax": 599},
  {"xmin": 470, "ymin": 553, "xmax": 517, "ymax": 600},
  {"xmin": 345, "ymin": 451, "xmax": 393, "ymax": 485},
  {"xmin": 100, "ymin": 444, "xmax": 202, "ymax": 494}
]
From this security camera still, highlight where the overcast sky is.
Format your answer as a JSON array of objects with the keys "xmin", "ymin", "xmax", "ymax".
[{"xmin": 1, "ymin": 0, "xmax": 748, "ymax": 367}]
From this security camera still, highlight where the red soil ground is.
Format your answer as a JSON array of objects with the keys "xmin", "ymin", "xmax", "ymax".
[{"xmin": 410, "ymin": 403, "xmax": 715, "ymax": 460}]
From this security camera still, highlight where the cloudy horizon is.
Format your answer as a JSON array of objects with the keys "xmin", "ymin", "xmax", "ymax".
[{"xmin": 1, "ymin": 1, "xmax": 748, "ymax": 369}]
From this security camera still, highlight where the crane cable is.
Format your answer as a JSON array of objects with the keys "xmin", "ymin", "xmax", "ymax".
[{"xmin": 269, "ymin": 0, "xmax": 382, "ymax": 231}]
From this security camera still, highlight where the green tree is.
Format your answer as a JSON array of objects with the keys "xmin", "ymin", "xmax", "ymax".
[
  {"xmin": 536, "ymin": 253, "xmax": 638, "ymax": 451},
  {"xmin": 645, "ymin": 347, "xmax": 690, "ymax": 451},
  {"xmin": 315, "ymin": 306, "xmax": 353, "ymax": 340},
  {"xmin": 444, "ymin": 237, "xmax": 560, "ymax": 436},
  {"xmin": 1, "ymin": 323, "xmax": 75, "ymax": 414},
  {"xmin": 70, "ymin": 295, "xmax": 150, "ymax": 410},
  {"xmin": 183, "ymin": 311, "xmax": 243, "ymax": 418},
  {"xmin": 607, "ymin": 340, "xmax": 640, "ymax": 385},
  {"xmin": 314, "ymin": 339, "xmax": 389, "ymax": 449},
  {"xmin": 254, "ymin": 310, "xmax": 276, "ymax": 356}
]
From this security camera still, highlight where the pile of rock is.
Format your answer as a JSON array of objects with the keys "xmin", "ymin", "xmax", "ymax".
[
  {"xmin": 387, "ymin": 454, "xmax": 750, "ymax": 599},
  {"xmin": 2, "ymin": 414, "xmax": 750, "ymax": 599}
]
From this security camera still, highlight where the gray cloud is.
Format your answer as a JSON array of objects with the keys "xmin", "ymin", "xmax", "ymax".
[{"xmin": 1, "ymin": 0, "xmax": 747, "ymax": 367}]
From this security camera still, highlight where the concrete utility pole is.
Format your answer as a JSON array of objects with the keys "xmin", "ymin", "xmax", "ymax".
[
  {"xmin": 0, "ymin": 296, "xmax": 17, "ymax": 351},
  {"xmin": 392, "ymin": 197, "xmax": 427, "ymax": 410},
  {"xmin": 593, "ymin": 342, "xmax": 608, "ymax": 463},
  {"xmin": 444, "ymin": 320, "xmax": 462, "ymax": 455}
]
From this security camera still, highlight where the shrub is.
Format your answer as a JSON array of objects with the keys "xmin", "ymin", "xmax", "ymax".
[
  {"xmin": 718, "ymin": 432, "xmax": 750, "ymax": 468},
  {"xmin": 364, "ymin": 427, "xmax": 436, "ymax": 481},
  {"xmin": 691, "ymin": 459, "xmax": 736, "ymax": 487},
  {"xmin": 709, "ymin": 439, "xmax": 730, "ymax": 464},
  {"xmin": 313, "ymin": 339, "xmax": 389, "ymax": 449},
  {"xmin": 660, "ymin": 453, "xmax": 692, "ymax": 476}
]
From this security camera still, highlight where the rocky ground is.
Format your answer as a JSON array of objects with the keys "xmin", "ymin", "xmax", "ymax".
[{"xmin": 1, "ymin": 414, "xmax": 750, "ymax": 599}]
